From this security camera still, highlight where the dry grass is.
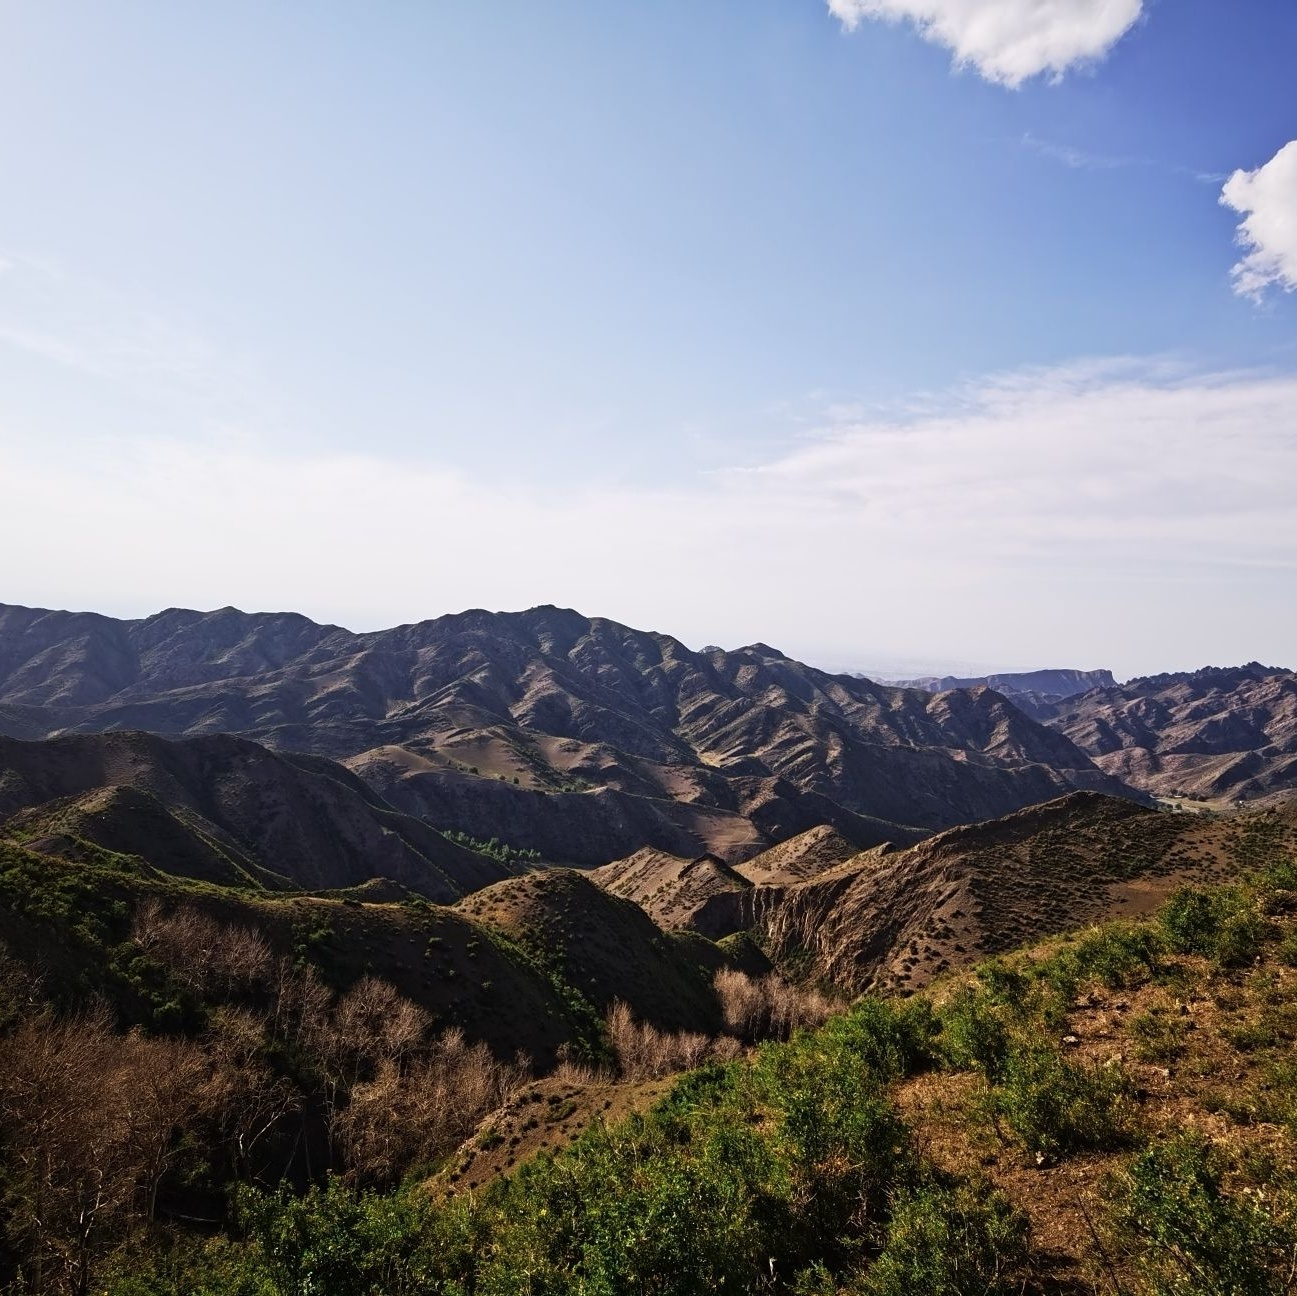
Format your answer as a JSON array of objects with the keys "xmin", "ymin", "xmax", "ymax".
[{"xmin": 712, "ymin": 967, "xmax": 837, "ymax": 1041}]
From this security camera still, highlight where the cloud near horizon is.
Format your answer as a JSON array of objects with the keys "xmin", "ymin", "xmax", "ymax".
[
  {"xmin": 1, "ymin": 358, "xmax": 1294, "ymax": 676},
  {"xmin": 827, "ymin": 0, "xmax": 1144, "ymax": 86},
  {"xmin": 1221, "ymin": 140, "xmax": 1297, "ymax": 301}
]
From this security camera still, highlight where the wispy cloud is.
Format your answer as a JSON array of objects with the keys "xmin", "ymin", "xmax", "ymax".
[
  {"xmin": 0, "ymin": 256, "xmax": 216, "ymax": 390},
  {"xmin": 828, "ymin": 0, "xmax": 1144, "ymax": 87},
  {"xmin": 0, "ymin": 252, "xmax": 280, "ymax": 449},
  {"xmin": 1221, "ymin": 140, "xmax": 1297, "ymax": 302},
  {"xmin": 750, "ymin": 360, "xmax": 1297, "ymax": 560},
  {"xmin": 1021, "ymin": 133, "xmax": 1225, "ymax": 184},
  {"xmin": 1, "ymin": 357, "xmax": 1293, "ymax": 674}
]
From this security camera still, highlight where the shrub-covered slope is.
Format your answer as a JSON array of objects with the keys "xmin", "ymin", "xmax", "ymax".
[{"xmin": 93, "ymin": 797, "xmax": 1297, "ymax": 1296}]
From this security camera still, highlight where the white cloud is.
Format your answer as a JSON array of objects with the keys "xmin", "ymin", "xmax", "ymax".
[
  {"xmin": 1221, "ymin": 140, "xmax": 1297, "ymax": 301},
  {"xmin": 828, "ymin": 0, "xmax": 1143, "ymax": 86},
  {"xmin": 1, "ymin": 358, "xmax": 1294, "ymax": 676}
]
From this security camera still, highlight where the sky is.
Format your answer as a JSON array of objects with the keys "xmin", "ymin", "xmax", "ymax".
[{"xmin": 0, "ymin": 0, "xmax": 1294, "ymax": 679}]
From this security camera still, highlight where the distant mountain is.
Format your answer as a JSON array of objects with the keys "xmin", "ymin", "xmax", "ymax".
[
  {"xmin": 0, "ymin": 602, "xmax": 1138, "ymax": 863},
  {"xmin": 0, "ymin": 730, "xmax": 515, "ymax": 900},
  {"xmin": 887, "ymin": 668, "xmax": 1118, "ymax": 716},
  {"xmin": 1038, "ymin": 663, "xmax": 1297, "ymax": 804}
]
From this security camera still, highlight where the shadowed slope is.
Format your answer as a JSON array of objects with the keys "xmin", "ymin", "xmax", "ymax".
[
  {"xmin": 455, "ymin": 870, "xmax": 728, "ymax": 1034},
  {"xmin": 0, "ymin": 603, "xmax": 1137, "ymax": 862},
  {"xmin": 0, "ymin": 731, "xmax": 514, "ymax": 900}
]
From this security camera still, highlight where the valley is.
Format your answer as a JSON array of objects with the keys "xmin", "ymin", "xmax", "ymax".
[{"xmin": 0, "ymin": 601, "xmax": 1294, "ymax": 1294}]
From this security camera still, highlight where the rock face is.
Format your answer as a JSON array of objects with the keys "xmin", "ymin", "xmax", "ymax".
[
  {"xmin": 891, "ymin": 669, "xmax": 1118, "ymax": 717},
  {"xmin": 590, "ymin": 849, "xmax": 750, "ymax": 940},
  {"xmin": 0, "ymin": 603, "xmax": 1137, "ymax": 864},
  {"xmin": 0, "ymin": 731, "xmax": 515, "ymax": 900},
  {"xmin": 1038, "ymin": 664, "xmax": 1297, "ymax": 804}
]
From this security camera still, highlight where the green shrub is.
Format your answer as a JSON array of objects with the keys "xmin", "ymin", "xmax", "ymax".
[
  {"xmin": 1130, "ymin": 1006, "xmax": 1188, "ymax": 1062},
  {"xmin": 1159, "ymin": 886, "xmax": 1269, "ymax": 967},
  {"xmin": 830, "ymin": 996, "xmax": 939, "ymax": 1083},
  {"xmin": 1216, "ymin": 911, "xmax": 1271, "ymax": 968},
  {"xmin": 1261, "ymin": 855, "xmax": 1297, "ymax": 892},
  {"xmin": 236, "ymin": 1179, "xmax": 481, "ymax": 1296},
  {"xmin": 1276, "ymin": 930, "xmax": 1297, "ymax": 967},
  {"xmin": 1112, "ymin": 1134, "xmax": 1297, "ymax": 1296},
  {"xmin": 1070, "ymin": 923, "xmax": 1162, "ymax": 989},
  {"xmin": 859, "ymin": 1177, "xmax": 1030, "ymax": 1296},
  {"xmin": 937, "ymin": 988, "xmax": 1012, "ymax": 1082},
  {"xmin": 988, "ymin": 1045, "xmax": 1133, "ymax": 1159}
]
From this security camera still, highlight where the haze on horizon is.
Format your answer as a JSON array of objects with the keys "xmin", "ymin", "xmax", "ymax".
[{"xmin": 0, "ymin": 1, "xmax": 1294, "ymax": 680}]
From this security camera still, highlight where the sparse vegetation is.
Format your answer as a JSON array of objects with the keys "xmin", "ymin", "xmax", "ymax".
[
  {"xmin": 442, "ymin": 829, "xmax": 542, "ymax": 867},
  {"xmin": 1, "ymin": 792, "xmax": 1296, "ymax": 1294}
]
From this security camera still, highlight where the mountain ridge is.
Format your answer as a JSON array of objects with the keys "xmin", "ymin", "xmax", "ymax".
[
  {"xmin": 1040, "ymin": 661, "xmax": 1297, "ymax": 804},
  {"xmin": 0, "ymin": 601, "xmax": 1138, "ymax": 862}
]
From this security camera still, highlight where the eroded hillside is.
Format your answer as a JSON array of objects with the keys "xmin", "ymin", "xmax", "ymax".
[
  {"xmin": 0, "ymin": 602, "xmax": 1137, "ymax": 862},
  {"xmin": 1040, "ymin": 662, "xmax": 1297, "ymax": 805}
]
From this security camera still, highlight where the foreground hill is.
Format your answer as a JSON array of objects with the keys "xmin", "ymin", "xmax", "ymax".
[
  {"xmin": 1042, "ymin": 662, "xmax": 1297, "ymax": 804},
  {"xmin": 0, "ymin": 730, "xmax": 515, "ymax": 900},
  {"xmin": 455, "ymin": 870, "xmax": 735, "ymax": 1033},
  {"xmin": 84, "ymin": 814, "xmax": 1297, "ymax": 1296},
  {"xmin": 0, "ymin": 602, "xmax": 1136, "ymax": 862}
]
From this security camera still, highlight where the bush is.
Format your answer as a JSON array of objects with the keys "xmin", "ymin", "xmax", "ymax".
[
  {"xmin": 1159, "ymin": 886, "xmax": 1269, "ymax": 966},
  {"xmin": 1277, "ymin": 930, "xmax": 1297, "ymax": 967},
  {"xmin": 232, "ymin": 1178, "xmax": 483, "ymax": 1296},
  {"xmin": 1130, "ymin": 1005, "xmax": 1188, "ymax": 1062},
  {"xmin": 988, "ymin": 1045, "xmax": 1133, "ymax": 1159},
  {"xmin": 1159, "ymin": 887, "xmax": 1226, "ymax": 955},
  {"xmin": 1216, "ymin": 911, "xmax": 1271, "ymax": 969},
  {"xmin": 828, "ymin": 996, "xmax": 939, "ymax": 1083},
  {"xmin": 1069, "ymin": 923, "xmax": 1162, "ymax": 990},
  {"xmin": 1112, "ymin": 1134, "xmax": 1297, "ymax": 1296},
  {"xmin": 937, "ymin": 988, "xmax": 1011, "ymax": 1082},
  {"xmin": 859, "ymin": 1177, "xmax": 1030, "ymax": 1296}
]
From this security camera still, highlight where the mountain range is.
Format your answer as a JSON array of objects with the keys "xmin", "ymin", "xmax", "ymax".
[
  {"xmin": 886, "ymin": 667, "xmax": 1117, "ymax": 715},
  {"xmin": 0, "ymin": 602, "xmax": 1134, "ymax": 864},
  {"xmin": 1039, "ymin": 662, "xmax": 1297, "ymax": 804}
]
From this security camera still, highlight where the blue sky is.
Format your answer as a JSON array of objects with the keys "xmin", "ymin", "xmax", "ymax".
[{"xmin": 0, "ymin": 1, "xmax": 1294, "ymax": 677}]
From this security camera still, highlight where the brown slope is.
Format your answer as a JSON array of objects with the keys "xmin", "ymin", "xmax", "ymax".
[
  {"xmin": 2, "ymin": 784, "xmax": 279, "ymax": 889},
  {"xmin": 0, "ymin": 731, "xmax": 513, "ymax": 901},
  {"xmin": 0, "ymin": 602, "xmax": 1137, "ymax": 863},
  {"xmin": 455, "ymin": 870, "xmax": 730, "ymax": 1034},
  {"xmin": 347, "ymin": 747, "xmax": 768, "ymax": 866},
  {"xmin": 745, "ymin": 793, "xmax": 1291, "ymax": 994},
  {"xmin": 1043, "ymin": 663, "xmax": 1297, "ymax": 804},
  {"xmin": 733, "ymin": 823, "xmax": 866, "ymax": 886},
  {"xmin": 590, "ymin": 849, "xmax": 750, "ymax": 938},
  {"xmin": 890, "ymin": 668, "xmax": 1117, "ymax": 717},
  {"xmin": 586, "ymin": 824, "xmax": 867, "ymax": 940}
]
